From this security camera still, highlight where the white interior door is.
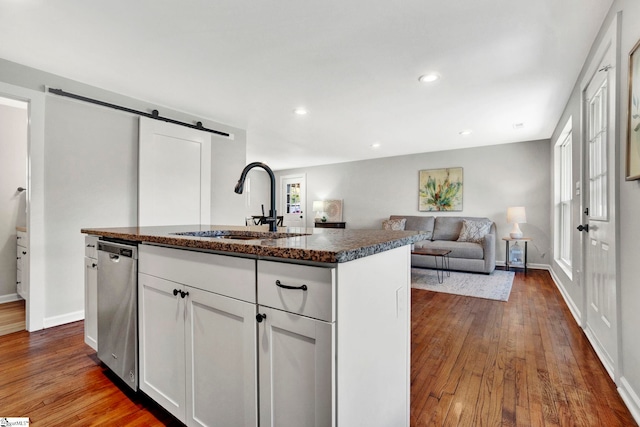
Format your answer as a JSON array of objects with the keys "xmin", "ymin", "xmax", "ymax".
[
  {"xmin": 581, "ymin": 25, "xmax": 618, "ymax": 379},
  {"xmin": 139, "ymin": 117, "xmax": 211, "ymax": 226},
  {"xmin": 280, "ymin": 174, "xmax": 306, "ymax": 227}
]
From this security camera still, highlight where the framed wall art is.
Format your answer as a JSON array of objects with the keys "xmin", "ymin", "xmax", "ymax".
[
  {"xmin": 419, "ymin": 167, "xmax": 463, "ymax": 211},
  {"xmin": 627, "ymin": 38, "xmax": 640, "ymax": 180},
  {"xmin": 323, "ymin": 199, "xmax": 343, "ymax": 222}
]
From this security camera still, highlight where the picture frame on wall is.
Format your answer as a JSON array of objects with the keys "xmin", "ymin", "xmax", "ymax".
[
  {"xmin": 324, "ymin": 199, "xmax": 343, "ymax": 222},
  {"xmin": 418, "ymin": 167, "xmax": 463, "ymax": 211},
  {"xmin": 626, "ymin": 38, "xmax": 640, "ymax": 180}
]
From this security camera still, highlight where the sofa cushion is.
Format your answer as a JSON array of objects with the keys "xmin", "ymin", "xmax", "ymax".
[
  {"xmin": 390, "ymin": 215, "xmax": 435, "ymax": 234},
  {"xmin": 432, "ymin": 217, "xmax": 464, "ymax": 241},
  {"xmin": 382, "ymin": 218, "xmax": 406, "ymax": 230},
  {"xmin": 414, "ymin": 240, "xmax": 484, "ymax": 260},
  {"xmin": 457, "ymin": 219, "xmax": 492, "ymax": 243}
]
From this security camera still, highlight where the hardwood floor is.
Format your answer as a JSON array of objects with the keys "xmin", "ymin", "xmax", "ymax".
[
  {"xmin": 0, "ymin": 299, "xmax": 25, "ymax": 336},
  {"xmin": 0, "ymin": 270, "xmax": 635, "ymax": 426},
  {"xmin": 411, "ymin": 270, "xmax": 636, "ymax": 426}
]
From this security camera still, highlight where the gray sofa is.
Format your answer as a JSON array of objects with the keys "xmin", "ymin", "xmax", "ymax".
[{"xmin": 389, "ymin": 215, "xmax": 496, "ymax": 274}]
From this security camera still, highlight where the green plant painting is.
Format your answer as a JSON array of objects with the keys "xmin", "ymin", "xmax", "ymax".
[{"xmin": 419, "ymin": 168, "xmax": 463, "ymax": 211}]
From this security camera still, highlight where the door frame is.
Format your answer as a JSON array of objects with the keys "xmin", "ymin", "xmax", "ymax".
[
  {"xmin": 578, "ymin": 12, "xmax": 621, "ymax": 381},
  {"xmin": 0, "ymin": 82, "xmax": 45, "ymax": 331},
  {"xmin": 279, "ymin": 173, "xmax": 307, "ymax": 227}
]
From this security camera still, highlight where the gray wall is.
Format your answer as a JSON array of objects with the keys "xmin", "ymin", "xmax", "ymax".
[
  {"xmin": 0, "ymin": 103, "xmax": 27, "ymax": 300},
  {"xmin": 0, "ymin": 58, "xmax": 250, "ymax": 324},
  {"xmin": 276, "ymin": 139, "xmax": 551, "ymax": 265},
  {"xmin": 550, "ymin": 0, "xmax": 640, "ymax": 420}
]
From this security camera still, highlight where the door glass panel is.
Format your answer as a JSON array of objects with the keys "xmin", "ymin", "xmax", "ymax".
[
  {"xmin": 286, "ymin": 183, "xmax": 301, "ymax": 214},
  {"xmin": 588, "ymin": 80, "xmax": 608, "ymax": 221}
]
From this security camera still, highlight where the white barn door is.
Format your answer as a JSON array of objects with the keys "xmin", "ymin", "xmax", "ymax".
[{"xmin": 139, "ymin": 117, "xmax": 211, "ymax": 226}]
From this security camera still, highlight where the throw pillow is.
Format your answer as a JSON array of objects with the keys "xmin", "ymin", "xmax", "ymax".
[
  {"xmin": 382, "ymin": 218, "xmax": 406, "ymax": 231},
  {"xmin": 457, "ymin": 219, "xmax": 491, "ymax": 243}
]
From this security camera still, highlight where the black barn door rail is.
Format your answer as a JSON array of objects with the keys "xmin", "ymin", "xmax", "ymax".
[{"xmin": 48, "ymin": 88, "xmax": 230, "ymax": 137}]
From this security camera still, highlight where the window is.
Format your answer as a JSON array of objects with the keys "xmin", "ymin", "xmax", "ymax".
[{"xmin": 554, "ymin": 119, "xmax": 573, "ymax": 274}]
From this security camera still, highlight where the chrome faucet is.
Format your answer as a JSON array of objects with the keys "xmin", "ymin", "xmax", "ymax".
[{"xmin": 234, "ymin": 162, "xmax": 278, "ymax": 232}]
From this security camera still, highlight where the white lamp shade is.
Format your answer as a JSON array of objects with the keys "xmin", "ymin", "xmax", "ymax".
[
  {"xmin": 312, "ymin": 201, "xmax": 325, "ymax": 212},
  {"xmin": 507, "ymin": 206, "xmax": 527, "ymax": 224},
  {"xmin": 507, "ymin": 206, "xmax": 526, "ymax": 238}
]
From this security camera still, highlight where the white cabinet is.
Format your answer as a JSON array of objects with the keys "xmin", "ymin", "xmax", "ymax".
[
  {"xmin": 16, "ymin": 230, "xmax": 28, "ymax": 300},
  {"xmin": 186, "ymin": 286, "xmax": 257, "ymax": 427},
  {"xmin": 136, "ymin": 243, "xmax": 411, "ymax": 427},
  {"xmin": 138, "ymin": 245, "xmax": 258, "ymax": 427},
  {"xmin": 257, "ymin": 306, "xmax": 334, "ymax": 427},
  {"xmin": 84, "ymin": 235, "xmax": 99, "ymax": 350},
  {"xmin": 257, "ymin": 260, "xmax": 335, "ymax": 427},
  {"xmin": 138, "ymin": 273, "xmax": 186, "ymax": 420},
  {"xmin": 258, "ymin": 247, "xmax": 411, "ymax": 427}
]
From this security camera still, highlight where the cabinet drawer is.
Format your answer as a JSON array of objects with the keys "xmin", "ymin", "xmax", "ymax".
[
  {"xmin": 85, "ymin": 235, "xmax": 99, "ymax": 259},
  {"xmin": 17, "ymin": 230, "xmax": 28, "ymax": 248},
  {"xmin": 257, "ymin": 260, "xmax": 335, "ymax": 322},
  {"xmin": 139, "ymin": 245, "xmax": 256, "ymax": 303}
]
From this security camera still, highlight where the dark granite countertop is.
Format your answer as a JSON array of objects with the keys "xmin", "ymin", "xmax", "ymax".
[{"xmin": 81, "ymin": 224, "xmax": 429, "ymax": 263}]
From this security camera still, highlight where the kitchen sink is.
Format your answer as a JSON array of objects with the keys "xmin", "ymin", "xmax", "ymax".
[{"xmin": 172, "ymin": 230, "xmax": 310, "ymax": 240}]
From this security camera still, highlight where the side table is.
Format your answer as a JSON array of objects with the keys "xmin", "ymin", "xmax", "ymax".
[{"xmin": 502, "ymin": 237, "xmax": 531, "ymax": 274}]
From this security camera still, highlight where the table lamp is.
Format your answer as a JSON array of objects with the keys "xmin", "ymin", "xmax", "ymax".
[
  {"xmin": 313, "ymin": 200, "xmax": 326, "ymax": 222},
  {"xmin": 507, "ymin": 206, "xmax": 526, "ymax": 239}
]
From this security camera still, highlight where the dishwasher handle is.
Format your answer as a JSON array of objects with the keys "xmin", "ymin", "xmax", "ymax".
[{"xmin": 97, "ymin": 241, "xmax": 137, "ymax": 259}]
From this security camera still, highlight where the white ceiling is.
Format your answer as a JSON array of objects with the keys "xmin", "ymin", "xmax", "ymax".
[{"xmin": 0, "ymin": 0, "xmax": 613, "ymax": 170}]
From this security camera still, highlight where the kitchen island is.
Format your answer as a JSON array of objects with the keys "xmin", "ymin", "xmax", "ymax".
[{"xmin": 82, "ymin": 224, "xmax": 428, "ymax": 427}]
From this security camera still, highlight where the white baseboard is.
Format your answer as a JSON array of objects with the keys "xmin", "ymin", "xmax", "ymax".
[
  {"xmin": 0, "ymin": 293, "xmax": 22, "ymax": 304},
  {"xmin": 619, "ymin": 377, "xmax": 640, "ymax": 425},
  {"xmin": 43, "ymin": 310, "xmax": 85, "ymax": 329},
  {"xmin": 547, "ymin": 267, "xmax": 582, "ymax": 325}
]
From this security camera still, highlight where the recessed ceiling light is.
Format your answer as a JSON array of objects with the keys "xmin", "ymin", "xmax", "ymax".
[
  {"xmin": 459, "ymin": 130, "xmax": 472, "ymax": 136},
  {"xmin": 418, "ymin": 73, "xmax": 440, "ymax": 83},
  {"xmin": 293, "ymin": 108, "xmax": 308, "ymax": 115},
  {"xmin": 513, "ymin": 123, "xmax": 525, "ymax": 129},
  {"xmin": 371, "ymin": 142, "xmax": 381, "ymax": 149}
]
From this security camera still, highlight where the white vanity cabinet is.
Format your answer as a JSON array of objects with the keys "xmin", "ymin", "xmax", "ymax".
[
  {"xmin": 84, "ymin": 235, "xmax": 99, "ymax": 350},
  {"xmin": 16, "ymin": 230, "xmax": 28, "ymax": 300},
  {"xmin": 138, "ymin": 245, "xmax": 258, "ymax": 427},
  {"xmin": 256, "ymin": 260, "xmax": 335, "ymax": 427}
]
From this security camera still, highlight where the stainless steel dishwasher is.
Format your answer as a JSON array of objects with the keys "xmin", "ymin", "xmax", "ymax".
[{"xmin": 97, "ymin": 240, "xmax": 138, "ymax": 391}]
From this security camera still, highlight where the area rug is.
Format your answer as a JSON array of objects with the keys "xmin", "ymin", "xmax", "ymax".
[{"xmin": 411, "ymin": 268, "xmax": 515, "ymax": 301}]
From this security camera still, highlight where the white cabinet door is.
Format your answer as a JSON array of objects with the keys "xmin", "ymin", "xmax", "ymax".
[
  {"xmin": 83, "ymin": 256, "xmax": 98, "ymax": 350},
  {"xmin": 185, "ymin": 286, "xmax": 258, "ymax": 427},
  {"xmin": 139, "ymin": 273, "xmax": 186, "ymax": 422},
  {"xmin": 258, "ymin": 306, "xmax": 334, "ymax": 427}
]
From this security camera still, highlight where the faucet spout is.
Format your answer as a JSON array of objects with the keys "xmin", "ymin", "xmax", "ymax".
[{"xmin": 234, "ymin": 162, "xmax": 278, "ymax": 232}]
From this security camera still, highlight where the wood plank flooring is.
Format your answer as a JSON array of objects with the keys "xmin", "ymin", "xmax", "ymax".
[
  {"xmin": 0, "ymin": 270, "xmax": 636, "ymax": 426},
  {"xmin": 411, "ymin": 270, "xmax": 636, "ymax": 426},
  {"xmin": 0, "ymin": 299, "xmax": 25, "ymax": 336}
]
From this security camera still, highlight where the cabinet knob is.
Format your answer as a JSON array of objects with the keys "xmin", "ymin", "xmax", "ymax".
[
  {"xmin": 22, "ymin": 251, "xmax": 27, "ymax": 255},
  {"xmin": 92, "ymin": 263, "xmax": 97, "ymax": 268},
  {"xmin": 256, "ymin": 313, "xmax": 267, "ymax": 323},
  {"xmin": 173, "ymin": 289, "xmax": 179, "ymax": 296},
  {"xmin": 180, "ymin": 290, "xmax": 189, "ymax": 299}
]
